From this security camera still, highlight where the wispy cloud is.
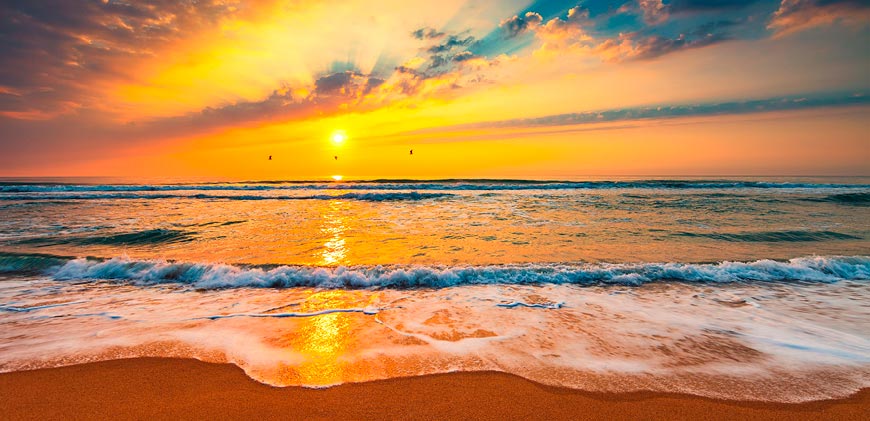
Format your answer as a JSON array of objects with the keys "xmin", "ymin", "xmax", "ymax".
[{"xmin": 427, "ymin": 92, "xmax": 870, "ymax": 131}]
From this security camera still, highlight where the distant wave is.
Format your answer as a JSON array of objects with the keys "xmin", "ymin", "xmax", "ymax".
[
  {"xmin": 675, "ymin": 230, "xmax": 862, "ymax": 242},
  {"xmin": 1, "ymin": 253, "xmax": 867, "ymax": 289},
  {"xmin": 1, "ymin": 179, "xmax": 868, "ymax": 194},
  {"xmin": 0, "ymin": 192, "xmax": 454, "ymax": 202}
]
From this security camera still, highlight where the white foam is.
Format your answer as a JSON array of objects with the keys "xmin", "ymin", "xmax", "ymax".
[{"xmin": 0, "ymin": 278, "xmax": 868, "ymax": 401}]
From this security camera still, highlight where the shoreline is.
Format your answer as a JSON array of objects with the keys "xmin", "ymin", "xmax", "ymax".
[{"xmin": 1, "ymin": 358, "xmax": 867, "ymax": 420}]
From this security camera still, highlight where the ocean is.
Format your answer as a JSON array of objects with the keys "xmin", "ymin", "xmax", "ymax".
[{"xmin": 0, "ymin": 177, "xmax": 868, "ymax": 402}]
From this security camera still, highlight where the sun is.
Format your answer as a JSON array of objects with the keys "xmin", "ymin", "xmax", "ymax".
[{"xmin": 330, "ymin": 130, "xmax": 347, "ymax": 145}]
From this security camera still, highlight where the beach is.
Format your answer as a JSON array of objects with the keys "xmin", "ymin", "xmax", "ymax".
[
  {"xmin": 1, "ymin": 178, "xmax": 869, "ymax": 417},
  {"xmin": 2, "ymin": 357, "xmax": 868, "ymax": 420}
]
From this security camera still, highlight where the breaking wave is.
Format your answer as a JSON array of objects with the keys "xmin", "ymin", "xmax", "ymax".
[{"xmin": 1, "ymin": 253, "xmax": 867, "ymax": 289}]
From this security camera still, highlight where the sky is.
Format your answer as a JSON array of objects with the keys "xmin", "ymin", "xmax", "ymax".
[{"xmin": 1, "ymin": 0, "xmax": 868, "ymax": 179}]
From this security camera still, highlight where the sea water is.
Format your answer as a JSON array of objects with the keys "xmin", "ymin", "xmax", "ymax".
[{"xmin": 0, "ymin": 177, "xmax": 868, "ymax": 402}]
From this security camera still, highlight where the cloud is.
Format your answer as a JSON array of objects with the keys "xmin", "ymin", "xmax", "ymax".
[
  {"xmin": 638, "ymin": 0, "xmax": 668, "ymax": 24},
  {"xmin": 452, "ymin": 51, "xmax": 478, "ymax": 62},
  {"xmin": 429, "ymin": 92, "xmax": 870, "ymax": 131},
  {"xmin": 533, "ymin": 7, "xmax": 594, "ymax": 55},
  {"xmin": 426, "ymin": 34, "xmax": 476, "ymax": 54},
  {"xmin": 597, "ymin": 31, "xmax": 730, "ymax": 61},
  {"xmin": 410, "ymin": 31, "xmax": 482, "ymax": 72},
  {"xmin": 768, "ymin": 0, "xmax": 870, "ymax": 36},
  {"xmin": 314, "ymin": 71, "xmax": 371, "ymax": 96},
  {"xmin": 520, "ymin": 6, "xmax": 731, "ymax": 62},
  {"xmin": 306, "ymin": 70, "xmax": 384, "ymax": 107},
  {"xmin": 668, "ymin": 0, "xmax": 763, "ymax": 12},
  {"xmin": 364, "ymin": 51, "xmax": 509, "ymax": 106},
  {"xmin": 500, "ymin": 12, "xmax": 544, "ymax": 38},
  {"xmin": 412, "ymin": 27, "xmax": 445, "ymax": 40},
  {"xmin": 636, "ymin": 0, "xmax": 762, "ymax": 24},
  {"xmin": 0, "ymin": 0, "xmax": 246, "ymax": 119}
]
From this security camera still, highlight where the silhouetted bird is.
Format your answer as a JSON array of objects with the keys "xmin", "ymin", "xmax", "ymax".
[
  {"xmin": 268, "ymin": 155, "xmax": 272, "ymax": 160},
  {"xmin": 334, "ymin": 156, "xmax": 338, "ymax": 160},
  {"xmin": 410, "ymin": 149, "xmax": 413, "ymax": 155}
]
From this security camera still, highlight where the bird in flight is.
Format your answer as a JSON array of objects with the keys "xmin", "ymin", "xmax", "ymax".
[
  {"xmin": 268, "ymin": 155, "xmax": 272, "ymax": 160},
  {"xmin": 410, "ymin": 149, "xmax": 413, "ymax": 155},
  {"xmin": 334, "ymin": 156, "xmax": 338, "ymax": 160}
]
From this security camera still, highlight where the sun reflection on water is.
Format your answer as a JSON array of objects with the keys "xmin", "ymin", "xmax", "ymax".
[
  {"xmin": 319, "ymin": 200, "xmax": 348, "ymax": 266},
  {"xmin": 275, "ymin": 290, "xmax": 382, "ymax": 386}
]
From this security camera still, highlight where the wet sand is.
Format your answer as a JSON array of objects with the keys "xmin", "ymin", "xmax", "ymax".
[{"xmin": 1, "ymin": 358, "xmax": 867, "ymax": 420}]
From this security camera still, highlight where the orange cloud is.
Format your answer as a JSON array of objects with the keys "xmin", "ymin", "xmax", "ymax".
[{"xmin": 768, "ymin": 0, "xmax": 870, "ymax": 36}]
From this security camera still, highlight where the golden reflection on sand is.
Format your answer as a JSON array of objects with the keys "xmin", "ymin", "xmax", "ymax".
[{"xmin": 319, "ymin": 200, "xmax": 348, "ymax": 266}]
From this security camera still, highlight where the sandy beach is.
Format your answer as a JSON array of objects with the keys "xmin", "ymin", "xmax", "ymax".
[
  {"xmin": 2, "ymin": 0, "xmax": 870, "ymax": 418},
  {"xmin": 1, "ymin": 358, "xmax": 867, "ymax": 420}
]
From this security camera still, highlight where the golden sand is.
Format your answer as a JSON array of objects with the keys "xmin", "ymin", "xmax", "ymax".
[{"xmin": 1, "ymin": 358, "xmax": 868, "ymax": 420}]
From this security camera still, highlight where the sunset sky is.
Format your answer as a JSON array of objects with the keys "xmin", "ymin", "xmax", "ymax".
[{"xmin": 1, "ymin": 0, "xmax": 868, "ymax": 178}]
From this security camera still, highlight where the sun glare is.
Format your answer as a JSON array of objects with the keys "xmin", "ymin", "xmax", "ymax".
[
  {"xmin": 330, "ymin": 131, "xmax": 347, "ymax": 145},
  {"xmin": 331, "ymin": 175, "xmax": 343, "ymax": 181}
]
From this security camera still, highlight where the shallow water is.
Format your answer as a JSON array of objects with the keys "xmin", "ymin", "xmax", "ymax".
[{"xmin": 0, "ymin": 177, "xmax": 868, "ymax": 402}]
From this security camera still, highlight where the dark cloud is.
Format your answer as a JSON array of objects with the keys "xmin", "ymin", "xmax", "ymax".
[
  {"xmin": 315, "ymin": 71, "xmax": 357, "ymax": 94},
  {"xmin": 426, "ymin": 35, "xmax": 476, "ymax": 54},
  {"xmin": 412, "ymin": 27, "xmax": 444, "ymax": 40},
  {"xmin": 500, "ymin": 12, "xmax": 544, "ymax": 38},
  {"xmin": 596, "ymin": 20, "xmax": 734, "ymax": 62},
  {"xmin": 416, "ymin": 32, "xmax": 480, "ymax": 71},
  {"xmin": 630, "ymin": 31, "xmax": 729, "ymax": 59},
  {"xmin": 452, "ymin": 51, "xmax": 478, "ymax": 62},
  {"xmin": 395, "ymin": 65, "xmax": 423, "ymax": 76},
  {"xmin": 427, "ymin": 55, "xmax": 450, "ymax": 69},
  {"xmin": 313, "ymin": 70, "xmax": 385, "ymax": 97}
]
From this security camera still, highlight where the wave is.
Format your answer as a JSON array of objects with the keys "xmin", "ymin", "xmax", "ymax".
[
  {"xmin": 1, "ymin": 253, "xmax": 867, "ymax": 289},
  {"xmin": 15, "ymin": 229, "xmax": 196, "ymax": 247},
  {"xmin": 0, "ymin": 252, "xmax": 73, "ymax": 274},
  {"xmin": 803, "ymin": 192, "xmax": 870, "ymax": 206},
  {"xmin": 1, "ymin": 179, "xmax": 868, "ymax": 193},
  {"xmin": 0, "ymin": 192, "xmax": 454, "ymax": 202},
  {"xmin": 675, "ymin": 230, "xmax": 862, "ymax": 242}
]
